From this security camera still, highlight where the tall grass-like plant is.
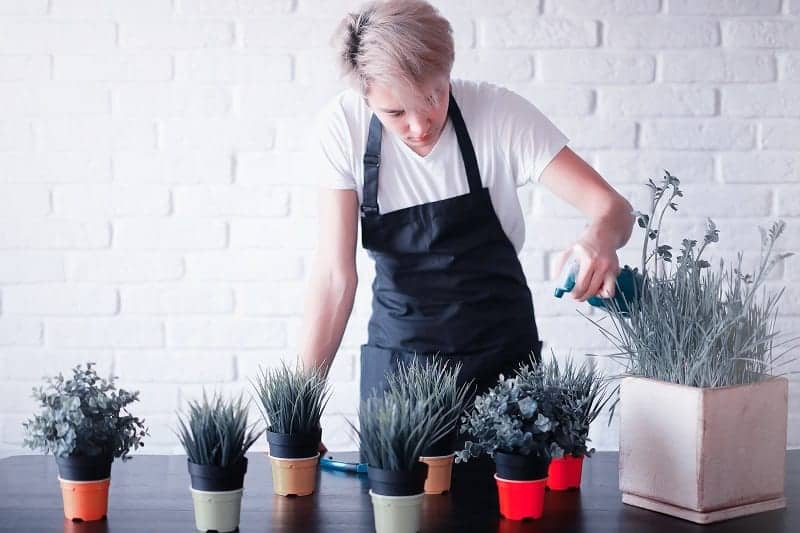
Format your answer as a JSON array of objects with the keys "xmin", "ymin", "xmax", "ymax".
[
  {"xmin": 587, "ymin": 171, "xmax": 796, "ymax": 388},
  {"xmin": 176, "ymin": 392, "xmax": 263, "ymax": 468},
  {"xmin": 251, "ymin": 362, "xmax": 330, "ymax": 434},
  {"xmin": 384, "ymin": 358, "xmax": 472, "ymax": 449},
  {"xmin": 352, "ymin": 389, "xmax": 446, "ymax": 471}
]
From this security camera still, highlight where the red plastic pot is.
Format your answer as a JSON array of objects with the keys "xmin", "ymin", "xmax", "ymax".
[
  {"xmin": 547, "ymin": 455, "xmax": 584, "ymax": 491},
  {"xmin": 494, "ymin": 474, "xmax": 547, "ymax": 520}
]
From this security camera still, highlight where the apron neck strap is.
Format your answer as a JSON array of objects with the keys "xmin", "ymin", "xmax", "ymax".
[{"xmin": 361, "ymin": 91, "xmax": 482, "ymax": 217}]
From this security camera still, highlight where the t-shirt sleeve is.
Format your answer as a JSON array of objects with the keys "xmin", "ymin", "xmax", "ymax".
[
  {"xmin": 309, "ymin": 99, "xmax": 358, "ymax": 191},
  {"xmin": 495, "ymin": 87, "xmax": 570, "ymax": 187}
]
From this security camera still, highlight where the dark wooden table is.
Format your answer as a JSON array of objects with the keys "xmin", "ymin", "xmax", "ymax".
[{"xmin": 1, "ymin": 451, "xmax": 797, "ymax": 532}]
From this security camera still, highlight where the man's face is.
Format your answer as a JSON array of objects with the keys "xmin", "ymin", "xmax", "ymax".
[{"xmin": 365, "ymin": 76, "xmax": 450, "ymax": 156}]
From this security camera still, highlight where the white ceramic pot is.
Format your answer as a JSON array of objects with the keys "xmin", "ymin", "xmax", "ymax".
[
  {"xmin": 369, "ymin": 490, "xmax": 424, "ymax": 533},
  {"xmin": 190, "ymin": 487, "xmax": 243, "ymax": 533}
]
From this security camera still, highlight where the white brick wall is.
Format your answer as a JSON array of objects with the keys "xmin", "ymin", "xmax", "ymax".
[{"xmin": 1, "ymin": 0, "xmax": 799, "ymax": 459}]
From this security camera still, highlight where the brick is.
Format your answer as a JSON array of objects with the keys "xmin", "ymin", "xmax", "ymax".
[
  {"xmin": 239, "ymin": 84, "xmax": 341, "ymax": 119},
  {"xmin": 120, "ymin": 21, "xmax": 234, "ymax": 49},
  {"xmin": 161, "ymin": 119, "xmax": 275, "ymax": 151},
  {"xmin": 720, "ymin": 153, "xmax": 800, "ymax": 183},
  {"xmin": 0, "ymin": 220, "xmax": 110, "ymax": 249},
  {"xmin": 671, "ymin": 185, "xmax": 773, "ymax": 217},
  {"xmin": 242, "ymin": 18, "xmax": 337, "ymax": 49},
  {"xmin": 115, "ymin": 350, "xmax": 236, "ymax": 382},
  {"xmin": 479, "ymin": 18, "xmax": 599, "ymax": 48},
  {"xmin": 294, "ymin": 51, "xmax": 344, "ymax": 85},
  {"xmin": 594, "ymin": 151, "xmax": 715, "ymax": 184},
  {"xmin": 509, "ymin": 84, "xmax": 594, "ymax": 116},
  {"xmin": 599, "ymin": 86, "xmax": 716, "ymax": 117},
  {"xmin": 176, "ymin": 52, "xmax": 291, "ymax": 82},
  {"xmin": 668, "ymin": 0, "xmax": 781, "ymax": 14},
  {"xmin": 662, "ymin": 51, "xmax": 776, "ymax": 83},
  {"xmin": 519, "ymin": 251, "xmax": 547, "ymax": 283},
  {"xmin": 110, "ymin": 382, "xmax": 179, "ymax": 415},
  {"xmin": 640, "ymin": 120, "xmax": 755, "ymax": 150},
  {"xmin": 452, "ymin": 50, "xmax": 534, "ymax": 82},
  {"xmin": 780, "ymin": 53, "xmax": 800, "ymax": 81},
  {"xmin": 0, "ymin": 0, "xmax": 48, "ymax": 14},
  {"xmin": 722, "ymin": 86, "xmax": 800, "ymax": 117},
  {"xmin": 0, "ymin": 383, "xmax": 39, "ymax": 414},
  {"xmin": 180, "ymin": 0, "xmax": 293, "ymax": 15},
  {"xmin": 66, "ymin": 252, "xmax": 184, "ymax": 282},
  {"xmin": 0, "ymin": 185, "xmax": 50, "ymax": 216},
  {"xmin": 185, "ymin": 251, "xmax": 304, "ymax": 281},
  {"xmin": 543, "ymin": 0, "xmax": 660, "ymax": 15},
  {"xmin": 607, "ymin": 18, "xmax": 720, "ymax": 48},
  {"xmin": 173, "ymin": 186, "xmax": 289, "ymax": 216},
  {"xmin": 0, "ymin": 349, "xmax": 113, "ymax": 380},
  {"xmin": 38, "ymin": 119, "xmax": 157, "ymax": 151},
  {"xmin": 235, "ymin": 350, "xmax": 294, "ymax": 383},
  {"xmin": 113, "ymin": 219, "xmax": 227, "ymax": 250},
  {"xmin": 776, "ymin": 186, "xmax": 800, "ymax": 217},
  {"xmin": 0, "ymin": 253, "xmax": 64, "ymax": 283},
  {"xmin": 54, "ymin": 55, "xmax": 173, "ymax": 82},
  {"xmin": 114, "ymin": 152, "xmax": 231, "ymax": 184},
  {"xmin": 0, "ymin": 22, "xmax": 116, "ymax": 54},
  {"xmin": 235, "ymin": 151, "xmax": 309, "ymax": 186},
  {"xmin": 235, "ymin": 282, "xmax": 306, "ymax": 315},
  {"xmin": 167, "ymin": 318, "xmax": 286, "ymax": 348},
  {"xmin": 536, "ymin": 316, "xmax": 613, "ymax": 349},
  {"xmin": 555, "ymin": 118, "xmax": 637, "ymax": 149},
  {"xmin": 51, "ymin": 0, "xmax": 174, "ymax": 16},
  {"xmin": 523, "ymin": 218, "xmax": 591, "ymax": 250},
  {"xmin": 116, "ymin": 86, "xmax": 232, "ymax": 117},
  {"xmin": 761, "ymin": 120, "xmax": 800, "ymax": 150},
  {"xmin": 120, "ymin": 285, "xmax": 234, "ymax": 314},
  {"xmin": 0, "ymin": 121, "xmax": 33, "ymax": 151},
  {"xmin": 3, "ymin": 285, "xmax": 117, "ymax": 315},
  {"xmin": 0, "ymin": 318, "xmax": 43, "ymax": 346},
  {"xmin": 723, "ymin": 20, "xmax": 800, "ymax": 48},
  {"xmin": 47, "ymin": 318, "xmax": 164, "ymax": 348},
  {"xmin": 538, "ymin": 51, "xmax": 655, "ymax": 83},
  {"xmin": 0, "ymin": 86, "xmax": 109, "ymax": 116},
  {"xmin": 0, "ymin": 56, "xmax": 50, "ymax": 81},
  {"xmin": 229, "ymin": 218, "xmax": 317, "ymax": 249},
  {"xmin": 0, "ymin": 152, "xmax": 110, "ymax": 184},
  {"xmin": 792, "ymin": 0, "xmax": 800, "ymax": 14},
  {"xmin": 53, "ymin": 185, "xmax": 171, "ymax": 217},
  {"xmin": 272, "ymin": 119, "xmax": 311, "ymax": 152}
]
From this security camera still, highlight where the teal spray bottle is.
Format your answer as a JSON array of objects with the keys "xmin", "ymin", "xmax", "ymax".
[{"xmin": 553, "ymin": 260, "xmax": 643, "ymax": 316}]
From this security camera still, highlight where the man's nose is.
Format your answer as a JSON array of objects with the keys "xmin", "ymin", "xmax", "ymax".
[{"xmin": 407, "ymin": 113, "xmax": 430, "ymax": 136}]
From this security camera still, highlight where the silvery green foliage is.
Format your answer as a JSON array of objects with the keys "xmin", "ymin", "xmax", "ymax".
[
  {"xmin": 176, "ymin": 391, "xmax": 264, "ymax": 467},
  {"xmin": 22, "ymin": 363, "xmax": 148, "ymax": 460},
  {"xmin": 456, "ymin": 367, "xmax": 557, "ymax": 464},
  {"xmin": 351, "ymin": 388, "xmax": 447, "ymax": 471},
  {"xmin": 251, "ymin": 362, "xmax": 330, "ymax": 434},
  {"xmin": 384, "ymin": 357, "xmax": 472, "ymax": 449},
  {"xmin": 588, "ymin": 171, "xmax": 796, "ymax": 388},
  {"xmin": 517, "ymin": 355, "xmax": 611, "ymax": 458}
]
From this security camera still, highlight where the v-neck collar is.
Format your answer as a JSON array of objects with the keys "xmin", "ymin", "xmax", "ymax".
[{"xmin": 385, "ymin": 118, "xmax": 453, "ymax": 163}]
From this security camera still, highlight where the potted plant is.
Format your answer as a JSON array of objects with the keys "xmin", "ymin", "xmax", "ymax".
[
  {"xmin": 22, "ymin": 363, "xmax": 148, "ymax": 522},
  {"xmin": 176, "ymin": 391, "xmax": 262, "ymax": 533},
  {"xmin": 585, "ymin": 171, "xmax": 796, "ymax": 523},
  {"xmin": 352, "ymin": 388, "xmax": 443, "ymax": 533},
  {"xmin": 456, "ymin": 367, "xmax": 557, "ymax": 521},
  {"xmin": 521, "ymin": 355, "xmax": 611, "ymax": 491},
  {"xmin": 385, "ymin": 358, "xmax": 472, "ymax": 494},
  {"xmin": 252, "ymin": 362, "xmax": 330, "ymax": 496}
]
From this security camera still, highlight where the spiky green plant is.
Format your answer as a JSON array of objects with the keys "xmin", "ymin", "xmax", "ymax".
[
  {"xmin": 351, "ymin": 388, "xmax": 447, "ymax": 471},
  {"xmin": 251, "ymin": 362, "xmax": 330, "ymax": 435},
  {"xmin": 175, "ymin": 391, "xmax": 263, "ymax": 467},
  {"xmin": 517, "ymin": 354, "xmax": 611, "ymax": 458},
  {"xmin": 22, "ymin": 362, "xmax": 148, "ymax": 460},
  {"xmin": 384, "ymin": 358, "xmax": 472, "ymax": 450},
  {"xmin": 586, "ymin": 171, "xmax": 797, "ymax": 389}
]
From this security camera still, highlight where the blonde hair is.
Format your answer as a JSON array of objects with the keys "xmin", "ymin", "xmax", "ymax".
[{"xmin": 333, "ymin": 0, "xmax": 454, "ymax": 103}]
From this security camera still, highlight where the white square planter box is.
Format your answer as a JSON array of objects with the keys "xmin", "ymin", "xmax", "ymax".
[{"xmin": 619, "ymin": 376, "xmax": 788, "ymax": 524}]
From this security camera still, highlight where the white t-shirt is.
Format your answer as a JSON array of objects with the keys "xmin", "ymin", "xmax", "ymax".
[{"xmin": 310, "ymin": 79, "xmax": 570, "ymax": 253}]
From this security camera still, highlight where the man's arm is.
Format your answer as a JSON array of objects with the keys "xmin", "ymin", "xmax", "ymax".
[
  {"xmin": 539, "ymin": 147, "xmax": 635, "ymax": 302},
  {"xmin": 298, "ymin": 189, "xmax": 359, "ymax": 374}
]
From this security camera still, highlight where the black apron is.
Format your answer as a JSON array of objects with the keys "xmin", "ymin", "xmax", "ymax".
[{"xmin": 359, "ymin": 92, "xmax": 542, "ymax": 404}]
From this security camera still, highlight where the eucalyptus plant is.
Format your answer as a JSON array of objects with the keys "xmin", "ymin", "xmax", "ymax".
[
  {"xmin": 351, "ymin": 388, "xmax": 447, "ymax": 471},
  {"xmin": 384, "ymin": 357, "xmax": 472, "ymax": 449},
  {"xmin": 456, "ymin": 369, "xmax": 556, "ymax": 464},
  {"xmin": 517, "ymin": 355, "xmax": 611, "ymax": 458},
  {"xmin": 251, "ymin": 362, "xmax": 330, "ymax": 435},
  {"xmin": 586, "ymin": 171, "xmax": 797, "ymax": 388},
  {"xmin": 176, "ymin": 391, "xmax": 263, "ymax": 468},
  {"xmin": 22, "ymin": 363, "xmax": 148, "ymax": 460}
]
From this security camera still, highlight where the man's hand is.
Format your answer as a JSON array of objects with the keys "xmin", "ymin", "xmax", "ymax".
[{"xmin": 555, "ymin": 238, "xmax": 620, "ymax": 302}]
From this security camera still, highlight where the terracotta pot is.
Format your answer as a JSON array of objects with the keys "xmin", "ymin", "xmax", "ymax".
[
  {"xmin": 419, "ymin": 453, "xmax": 455, "ymax": 494},
  {"xmin": 547, "ymin": 455, "xmax": 584, "ymax": 490},
  {"xmin": 59, "ymin": 477, "xmax": 110, "ymax": 522},
  {"xmin": 269, "ymin": 453, "xmax": 319, "ymax": 496}
]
